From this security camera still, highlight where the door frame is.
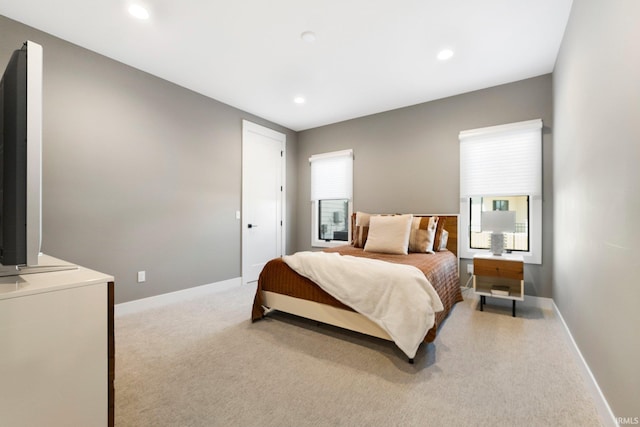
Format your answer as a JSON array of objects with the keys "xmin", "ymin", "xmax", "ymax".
[{"xmin": 241, "ymin": 120, "xmax": 286, "ymax": 284}]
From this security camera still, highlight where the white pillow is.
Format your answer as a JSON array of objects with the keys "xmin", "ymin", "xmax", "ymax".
[
  {"xmin": 364, "ymin": 214, "xmax": 413, "ymax": 255},
  {"xmin": 439, "ymin": 229, "xmax": 449, "ymax": 251}
]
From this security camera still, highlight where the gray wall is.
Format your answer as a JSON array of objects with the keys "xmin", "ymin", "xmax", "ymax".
[
  {"xmin": 297, "ymin": 75, "xmax": 554, "ymax": 297},
  {"xmin": 553, "ymin": 0, "xmax": 640, "ymax": 419},
  {"xmin": 0, "ymin": 15, "xmax": 298, "ymax": 304}
]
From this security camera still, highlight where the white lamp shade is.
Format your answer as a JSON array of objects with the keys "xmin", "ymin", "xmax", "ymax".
[{"xmin": 481, "ymin": 211, "xmax": 516, "ymax": 233}]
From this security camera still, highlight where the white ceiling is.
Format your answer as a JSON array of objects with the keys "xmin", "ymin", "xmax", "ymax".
[{"xmin": 0, "ymin": 0, "xmax": 573, "ymax": 131}]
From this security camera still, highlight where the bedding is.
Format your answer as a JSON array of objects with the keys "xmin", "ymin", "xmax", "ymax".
[{"xmin": 282, "ymin": 251, "xmax": 443, "ymax": 358}]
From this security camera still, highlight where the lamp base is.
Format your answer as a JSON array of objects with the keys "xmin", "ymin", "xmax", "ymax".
[{"xmin": 490, "ymin": 233, "xmax": 505, "ymax": 256}]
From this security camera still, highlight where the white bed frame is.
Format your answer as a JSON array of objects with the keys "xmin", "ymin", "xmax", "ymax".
[{"xmin": 263, "ymin": 290, "xmax": 392, "ymax": 340}]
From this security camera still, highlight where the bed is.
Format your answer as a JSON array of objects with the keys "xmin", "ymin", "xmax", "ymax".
[{"xmin": 251, "ymin": 213, "xmax": 462, "ymax": 362}]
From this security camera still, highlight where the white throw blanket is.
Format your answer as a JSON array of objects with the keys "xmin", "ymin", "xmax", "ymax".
[{"xmin": 282, "ymin": 251, "xmax": 444, "ymax": 359}]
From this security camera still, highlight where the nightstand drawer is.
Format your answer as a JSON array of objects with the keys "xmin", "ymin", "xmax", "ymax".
[{"xmin": 474, "ymin": 257, "xmax": 523, "ymax": 280}]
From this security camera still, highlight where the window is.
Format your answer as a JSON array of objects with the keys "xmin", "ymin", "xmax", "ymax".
[
  {"xmin": 318, "ymin": 200, "xmax": 350, "ymax": 242},
  {"xmin": 459, "ymin": 119, "xmax": 542, "ymax": 264},
  {"xmin": 470, "ymin": 196, "xmax": 529, "ymax": 252},
  {"xmin": 310, "ymin": 150, "xmax": 353, "ymax": 247},
  {"xmin": 492, "ymin": 200, "xmax": 509, "ymax": 211}
]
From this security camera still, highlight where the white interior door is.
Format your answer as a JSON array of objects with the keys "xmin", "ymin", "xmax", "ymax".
[{"xmin": 242, "ymin": 120, "xmax": 285, "ymax": 284}]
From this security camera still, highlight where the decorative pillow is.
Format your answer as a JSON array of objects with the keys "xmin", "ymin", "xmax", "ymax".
[
  {"xmin": 364, "ymin": 214, "xmax": 413, "ymax": 255},
  {"xmin": 352, "ymin": 212, "xmax": 371, "ymax": 248},
  {"xmin": 433, "ymin": 217, "xmax": 447, "ymax": 251},
  {"xmin": 439, "ymin": 229, "xmax": 449, "ymax": 251},
  {"xmin": 408, "ymin": 216, "xmax": 438, "ymax": 253}
]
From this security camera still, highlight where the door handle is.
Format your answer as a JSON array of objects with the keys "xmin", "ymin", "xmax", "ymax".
[{"xmin": 248, "ymin": 224, "xmax": 258, "ymax": 228}]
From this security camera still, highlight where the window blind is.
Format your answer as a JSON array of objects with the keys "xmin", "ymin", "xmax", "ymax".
[
  {"xmin": 310, "ymin": 149, "xmax": 353, "ymax": 201},
  {"xmin": 460, "ymin": 119, "xmax": 542, "ymax": 198}
]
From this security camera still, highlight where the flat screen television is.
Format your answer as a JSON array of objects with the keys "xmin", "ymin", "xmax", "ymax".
[{"xmin": 0, "ymin": 41, "xmax": 43, "ymax": 269}]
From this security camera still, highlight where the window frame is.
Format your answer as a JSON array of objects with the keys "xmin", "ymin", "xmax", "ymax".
[
  {"xmin": 461, "ymin": 196, "xmax": 541, "ymax": 264},
  {"xmin": 311, "ymin": 199, "xmax": 353, "ymax": 248},
  {"xmin": 470, "ymin": 196, "xmax": 529, "ymax": 252}
]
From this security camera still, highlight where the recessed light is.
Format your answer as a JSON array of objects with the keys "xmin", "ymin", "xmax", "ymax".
[
  {"xmin": 437, "ymin": 49, "xmax": 454, "ymax": 61},
  {"xmin": 129, "ymin": 4, "xmax": 150, "ymax": 20},
  {"xmin": 294, "ymin": 96, "xmax": 306, "ymax": 104},
  {"xmin": 301, "ymin": 31, "xmax": 316, "ymax": 43}
]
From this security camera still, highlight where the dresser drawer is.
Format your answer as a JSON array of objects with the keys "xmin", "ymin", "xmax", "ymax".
[{"xmin": 474, "ymin": 257, "xmax": 523, "ymax": 280}]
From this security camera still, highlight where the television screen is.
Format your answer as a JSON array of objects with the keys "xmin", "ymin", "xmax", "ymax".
[{"xmin": 0, "ymin": 41, "xmax": 42, "ymax": 267}]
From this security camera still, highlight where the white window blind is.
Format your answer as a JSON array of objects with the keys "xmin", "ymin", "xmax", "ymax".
[
  {"xmin": 460, "ymin": 119, "xmax": 542, "ymax": 198},
  {"xmin": 310, "ymin": 149, "xmax": 353, "ymax": 201}
]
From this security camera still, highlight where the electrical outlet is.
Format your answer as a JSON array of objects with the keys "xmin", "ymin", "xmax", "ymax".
[
  {"xmin": 466, "ymin": 264, "xmax": 474, "ymax": 274},
  {"xmin": 137, "ymin": 271, "xmax": 146, "ymax": 283}
]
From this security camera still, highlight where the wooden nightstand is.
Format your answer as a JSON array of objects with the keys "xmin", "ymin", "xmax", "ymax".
[{"xmin": 473, "ymin": 253, "xmax": 524, "ymax": 317}]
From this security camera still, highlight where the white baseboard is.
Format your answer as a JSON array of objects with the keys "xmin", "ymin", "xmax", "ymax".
[
  {"xmin": 553, "ymin": 301, "xmax": 618, "ymax": 427},
  {"xmin": 115, "ymin": 277, "xmax": 243, "ymax": 316}
]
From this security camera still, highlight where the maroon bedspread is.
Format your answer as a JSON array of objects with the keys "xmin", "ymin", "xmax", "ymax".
[{"xmin": 252, "ymin": 246, "xmax": 463, "ymax": 343}]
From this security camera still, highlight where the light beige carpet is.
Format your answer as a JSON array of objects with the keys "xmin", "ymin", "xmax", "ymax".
[{"xmin": 115, "ymin": 284, "xmax": 602, "ymax": 426}]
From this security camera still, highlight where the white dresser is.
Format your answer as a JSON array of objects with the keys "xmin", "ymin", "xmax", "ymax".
[{"xmin": 0, "ymin": 255, "xmax": 114, "ymax": 427}]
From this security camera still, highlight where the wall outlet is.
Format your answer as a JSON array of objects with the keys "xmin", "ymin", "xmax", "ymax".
[
  {"xmin": 137, "ymin": 271, "xmax": 146, "ymax": 283},
  {"xmin": 466, "ymin": 264, "xmax": 474, "ymax": 274}
]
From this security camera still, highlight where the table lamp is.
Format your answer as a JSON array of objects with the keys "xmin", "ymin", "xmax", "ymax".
[{"xmin": 481, "ymin": 210, "xmax": 516, "ymax": 256}]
